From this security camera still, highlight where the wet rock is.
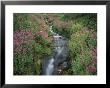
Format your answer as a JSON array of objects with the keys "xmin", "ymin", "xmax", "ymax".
[
  {"xmin": 42, "ymin": 27, "xmax": 69, "ymax": 75},
  {"xmin": 62, "ymin": 62, "xmax": 68, "ymax": 68}
]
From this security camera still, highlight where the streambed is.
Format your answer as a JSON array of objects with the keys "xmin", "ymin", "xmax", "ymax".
[{"xmin": 42, "ymin": 26, "xmax": 69, "ymax": 75}]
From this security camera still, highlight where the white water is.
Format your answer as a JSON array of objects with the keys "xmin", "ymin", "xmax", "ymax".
[
  {"xmin": 55, "ymin": 46, "xmax": 63, "ymax": 55},
  {"xmin": 45, "ymin": 36, "xmax": 63, "ymax": 75},
  {"xmin": 45, "ymin": 26, "xmax": 63, "ymax": 75},
  {"xmin": 42, "ymin": 25, "xmax": 68, "ymax": 75},
  {"xmin": 46, "ymin": 58, "xmax": 54, "ymax": 75}
]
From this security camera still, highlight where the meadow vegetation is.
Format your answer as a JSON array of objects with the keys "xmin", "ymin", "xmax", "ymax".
[{"xmin": 14, "ymin": 13, "xmax": 97, "ymax": 75}]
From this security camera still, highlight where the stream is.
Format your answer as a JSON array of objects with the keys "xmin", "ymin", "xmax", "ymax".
[{"xmin": 42, "ymin": 26, "xmax": 69, "ymax": 75}]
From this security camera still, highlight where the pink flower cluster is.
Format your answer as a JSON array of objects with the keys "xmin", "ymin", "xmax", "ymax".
[
  {"xmin": 87, "ymin": 66, "xmax": 97, "ymax": 73},
  {"xmin": 86, "ymin": 47, "xmax": 97, "ymax": 74},
  {"xmin": 14, "ymin": 29, "xmax": 35, "ymax": 54}
]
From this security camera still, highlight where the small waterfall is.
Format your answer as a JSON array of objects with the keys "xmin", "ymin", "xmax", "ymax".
[
  {"xmin": 46, "ymin": 58, "xmax": 54, "ymax": 75},
  {"xmin": 42, "ymin": 24, "xmax": 69, "ymax": 75}
]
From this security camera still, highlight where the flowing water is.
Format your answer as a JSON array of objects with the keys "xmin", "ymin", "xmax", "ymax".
[{"xmin": 42, "ymin": 26, "xmax": 69, "ymax": 75}]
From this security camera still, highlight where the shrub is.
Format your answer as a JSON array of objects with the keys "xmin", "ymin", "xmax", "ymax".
[
  {"xmin": 14, "ymin": 29, "xmax": 52, "ymax": 75},
  {"xmin": 68, "ymin": 27, "xmax": 96, "ymax": 75},
  {"xmin": 14, "ymin": 14, "xmax": 31, "ymax": 32}
]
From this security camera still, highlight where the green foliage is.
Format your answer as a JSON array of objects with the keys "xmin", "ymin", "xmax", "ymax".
[
  {"xmin": 14, "ymin": 13, "xmax": 40, "ymax": 32},
  {"xmin": 67, "ymin": 13, "xmax": 97, "ymax": 75},
  {"xmin": 35, "ymin": 35, "xmax": 52, "ymax": 55},
  {"xmin": 14, "ymin": 13, "xmax": 97, "ymax": 75},
  {"xmin": 14, "ymin": 48, "xmax": 35, "ymax": 75},
  {"xmin": 59, "ymin": 13, "xmax": 97, "ymax": 31},
  {"xmin": 14, "ymin": 36, "xmax": 52, "ymax": 75},
  {"xmin": 75, "ymin": 14, "xmax": 97, "ymax": 31},
  {"xmin": 68, "ymin": 25, "xmax": 96, "ymax": 75},
  {"xmin": 14, "ymin": 14, "xmax": 31, "ymax": 31},
  {"xmin": 71, "ymin": 23, "xmax": 83, "ymax": 34},
  {"xmin": 13, "ymin": 13, "xmax": 53, "ymax": 75},
  {"xmin": 85, "ymin": 36, "xmax": 97, "ymax": 48},
  {"xmin": 58, "ymin": 14, "xmax": 67, "ymax": 21},
  {"xmin": 58, "ymin": 13, "xmax": 85, "ymax": 21},
  {"xmin": 52, "ymin": 26, "xmax": 71, "ymax": 38}
]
